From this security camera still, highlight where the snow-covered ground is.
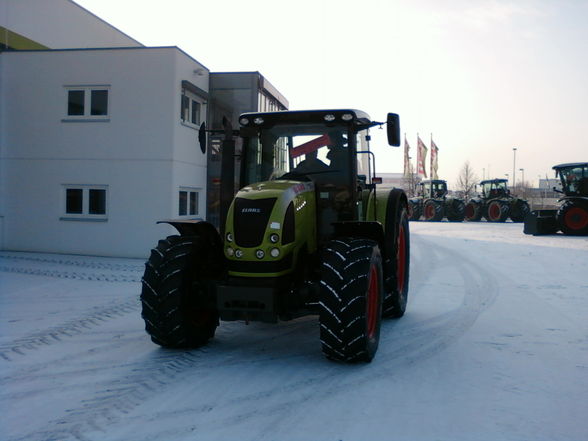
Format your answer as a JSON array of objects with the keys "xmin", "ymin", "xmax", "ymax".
[{"xmin": 1, "ymin": 222, "xmax": 587, "ymax": 441}]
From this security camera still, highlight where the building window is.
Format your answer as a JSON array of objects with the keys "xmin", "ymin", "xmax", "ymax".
[
  {"xmin": 178, "ymin": 188, "xmax": 199, "ymax": 216},
  {"xmin": 65, "ymin": 86, "xmax": 109, "ymax": 118},
  {"xmin": 62, "ymin": 185, "xmax": 108, "ymax": 220},
  {"xmin": 180, "ymin": 89, "xmax": 203, "ymax": 127}
]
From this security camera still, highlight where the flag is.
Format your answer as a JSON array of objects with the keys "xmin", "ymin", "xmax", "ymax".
[
  {"xmin": 417, "ymin": 135, "xmax": 428, "ymax": 177},
  {"xmin": 430, "ymin": 137, "xmax": 439, "ymax": 179},
  {"xmin": 403, "ymin": 135, "xmax": 411, "ymax": 177}
]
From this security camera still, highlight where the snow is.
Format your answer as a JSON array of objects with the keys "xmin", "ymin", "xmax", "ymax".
[{"xmin": 1, "ymin": 222, "xmax": 587, "ymax": 441}]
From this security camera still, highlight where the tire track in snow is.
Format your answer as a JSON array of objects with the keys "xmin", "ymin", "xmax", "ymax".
[
  {"xmin": 0, "ymin": 298, "xmax": 141, "ymax": 361},
  {"xmin": 10, "ymin": 234, "xmax": 501, "ymax": 441},
  {"xmin": 0, "ymin": 252, "xmax": 144, "ymax": 272}
]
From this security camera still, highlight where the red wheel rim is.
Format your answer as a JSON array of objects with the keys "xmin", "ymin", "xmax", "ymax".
[
  {"xmin": 465, "ymin": 204, "xmax": 475, "ymax": 219},
  {"xmin": 397, "ymin": 224, "xmax": 406, "ymax": 293},
  {"xmin": 565, "ymin": 207, "xmax": 588, "ymax": 230},
  {"xmin": 489, "ymin": 202, "xmax": 500, "ymax": 220},
  {"xmin": 424, "ymin": 204, "xmax": 435, "ymax": 219},
  {"xmin": 366, "ymin": 264, "xmax": 379, "ymax": 339}
]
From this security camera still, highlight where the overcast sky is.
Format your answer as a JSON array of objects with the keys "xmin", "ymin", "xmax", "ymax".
[{"xmin": 75, "ymin": 0, "xmax": 587, "ymax": 188}]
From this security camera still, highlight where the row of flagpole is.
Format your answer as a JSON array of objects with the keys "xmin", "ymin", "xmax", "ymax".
[{"xmin": 403, "ymin": 133, "xmax": 439, "ymax": 179}]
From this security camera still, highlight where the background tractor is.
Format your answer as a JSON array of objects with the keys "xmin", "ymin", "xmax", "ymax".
[
  {"xmin": 140, "ymin": 109, "xmax": 410, "ymax": 362},
  {"xmin": 407, "ymin": 179, "xmax": 465, "ymax": 221},
  {"xmin": 464, "ymin": 178, "xmax": 530, "ymax": 222},
  {"xmin": 524, "ymin": 162, "xmax": 588, "ymax": 236}
]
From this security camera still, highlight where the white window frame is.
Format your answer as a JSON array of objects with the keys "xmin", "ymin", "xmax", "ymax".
[
  {"xmin": 63, "ymin": 85, "xmax": 110, "ymax": 121},
  {"xmin": 180, "ymin": 88, "xmax": 204, "ymax": 129},
  {"xmin": 61, "ymin": 185, "xmax": 108, "ymax": 221},
  {"xmin": 178, "ymin": 187, "xmax": 200, "ymax": 217}
]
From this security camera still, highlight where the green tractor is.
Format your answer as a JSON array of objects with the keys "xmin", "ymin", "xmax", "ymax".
[
  {"xmin": 140, "ymin": 109, "xmax": 410, "ymax": 362},
  {"xmin": 524, "ymin": 162, "xmax": 588, "ymax": 236},
  {"xmin": 464, "ymin": 178, "xmax": 530, "ymax": 222},
  {"xmin": 407, "ymin": 179, "xmax": 465, "ymax": 222}
]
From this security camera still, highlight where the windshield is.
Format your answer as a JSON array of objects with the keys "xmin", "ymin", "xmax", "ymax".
[
  {"xmin": 242, "ymin": 124, "xmax": 353, "ymax": 185},
  {"xmin": 558, "ymin": 166, "xmax": 588, "ymax": 195},
  {"xmin": 483, "ymin": 181, "xmax": 507, "ymax": 197}
]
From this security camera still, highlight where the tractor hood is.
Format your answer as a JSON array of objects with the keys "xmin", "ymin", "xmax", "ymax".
[{"xmin": 224, "ymin": 180, "xmax": 317, "ymax": 277}]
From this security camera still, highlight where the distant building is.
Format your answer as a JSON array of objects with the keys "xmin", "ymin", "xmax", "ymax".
[{"xmin": 0, "ymin": 0, "xmax": 287, "ymax": 257}]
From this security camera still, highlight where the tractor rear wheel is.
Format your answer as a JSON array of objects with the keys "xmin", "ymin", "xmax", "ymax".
[
  {"xmin": 465, "ymin": 201, "xmax": 482, "ymax": 221},
  {"xmin": 510, "ymin": 199, "xmax": 530, "ymax": 222},
  {"xmin": 382, "ymin": 204, "xmax": 410, "ymax": 318},
  {"xmin": 486, "ymin": 200, "xmax": 510, "ymax": 222},
  {"xmin": 319, "ymin": 238, "xmax": 383, "ymax": 362},
  {"xmin": 423, "ymin": 200, "xmax": 444, "ymax": 221},
  {"xmin": 447, "ymin": 200, "xmax": 466, "ymax": 222},
  {"xmin": 557, "ymin": 200, "xmax": 588, "ymax": 235},
  {"xmin": 141, "ymin": 235, "xmax": 220, "ymax": 347}
]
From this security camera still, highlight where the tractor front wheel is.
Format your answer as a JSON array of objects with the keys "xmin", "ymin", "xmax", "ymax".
[
  {"xmin": 447, "ymin": 200, "xmax": 466, "ymax": 222},
  {"xmin": 510, "ymin": 199, "xmax": 530, "ymax": 222},
  {"xmin": 140, "ymin": 235, "xmax": 220, "ymax": 347},
  {"xmin": 486, "ymin": 200, "xmax": 509, "ymax": 222},
  {"xmin": 423, "ymin": 200, "xmax": 444, "ymax": 221},
  {"xmin": 319, "ymin": 238, "xmax": 383, "ymax": 362},
  {"xmin": 557, "ymin": 200, "xmax": 588, "ymax": 235},
  {"xmin": 383, "ymin": 204, "xmax": 410, "ymax": 318},
  {"xmin": 408, "ymin": 200, "xmax": 421, "ymax": 221},
  {"xmin": 465, "ymin": 201, "xmax": 482, "ymax": 221}
]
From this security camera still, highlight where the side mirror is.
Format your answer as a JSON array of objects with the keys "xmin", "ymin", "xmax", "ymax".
[
  {"xmin": 386, "ymin": 113, "xmax": 400, "ymax": 146},
  {"xmin": 198, "ymin": 122, "xmax": 207, "ymax": 154}
]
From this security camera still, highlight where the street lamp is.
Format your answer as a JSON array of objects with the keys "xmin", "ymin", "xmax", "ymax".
[
  {"xmin": 519, "ymin": 168, "xmax": 525, "ymax": 198},
  {"xmin": 512, "ymin": 147, "xmax": 517, "ymax": 190}
]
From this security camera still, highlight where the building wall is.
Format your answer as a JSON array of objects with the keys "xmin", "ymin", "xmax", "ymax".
[
  {"xmin": 0, "ymin": 0, "xmax": 142, "ymax": 49},
  {"xmin": 0, "ymin": 47, "xmax": 209, "ymax": 257}
]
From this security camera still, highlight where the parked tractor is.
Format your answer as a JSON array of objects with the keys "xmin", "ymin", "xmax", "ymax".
[
  {"xmin": 140, "ymin": 109, "xmax": 410, "ymax": 362},
  {"xmin": 464, "ymin": 178, "xmax": 529, "ymax": 222},
  {"xmin": 524, "ymin": 162, "xmax": 588, "ymax": 236},
  {"xmin": 407, "ymin": 179, "xmax": 465, "ymax": 221}
]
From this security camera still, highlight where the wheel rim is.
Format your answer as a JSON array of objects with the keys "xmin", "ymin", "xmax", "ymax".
[
  {"xmin": 396, "ymin": 224, "xmax": 406, "ymax": 294},
  {"xmin": 564, "ymin": 206, "xmax": 588, "ymax": 230},
  {"xmin": 424, "ymin": 204, "xmax": 435, "ymax": 219},
  {"xmin": 366, "ymin": 264, "xmax": 379, "ymax": 339},
  {"xmin": 465, "ymin": 204, "xmax": 475, "ymax": 219},
  {"xmin": 489, "ymin": 202, "xmax": 500, "ymax": 220}
]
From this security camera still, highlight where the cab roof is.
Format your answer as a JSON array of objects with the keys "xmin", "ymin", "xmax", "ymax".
[
  {"xmin": 552, "ymin": 162, "xmax": 588, "ymax": 170},
  {"xmin": 420, "ymin": 179, "xmax": 447, "ymax": 185},
  {"xmin": 480, "ymin": 179, "xmax": 508, "ymax": 184}
]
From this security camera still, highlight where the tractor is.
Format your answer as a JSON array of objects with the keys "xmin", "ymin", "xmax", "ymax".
[
  {"xmin": 464, "ymin": 178, "xmax": 529, "ymax": 222},
  {"xmin": 407, "ymin": 179, "xmax": 465, "ymax": 221},
  {"xmin": 524, "ymin": 162, "xmax": 588, "ymax": 236},
  {"xmin": 140, "ymin": 109, "xmax": 410, "ymax": 362}
]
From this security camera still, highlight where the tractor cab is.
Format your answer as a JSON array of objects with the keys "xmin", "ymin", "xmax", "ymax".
[
  {"xmin": 553, "ymin": 163, "xmax": 588, "ymax": 197},
  {"xmin": 480, "ymin": 179, "xmax": 509, "ymax": 199},
  {"xmin": 419, "ymin": 180, "xmax": 448, "ymax": 199}
]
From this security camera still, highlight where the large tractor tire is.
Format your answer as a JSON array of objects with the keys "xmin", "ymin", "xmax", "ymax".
[
  {"xmin": 557, "ymin": 200, "xmax": 588, "ymax": 235},
  {"xmin": 408, "ymin": 200, "xmax": 421, "ymax": 221},
  {"xmin": 446, "ymin": 199, "xmax": 466, "ymax": 222},
  {"xmin": 465, "ymin": 201, "xmax": 483, "ymax": 221},
  {"xmin": 486, "ymin": 200, "xmax": 510, "ymax": 222},
  {"xmin": 382, "ymin": 204, "xmax": 410, "ymax": 318},
  {"xmin": 423, "ymin": 200, "xmax": 444, "ymax": 221},
  {"xmin": 510, "ymin": 199, "xmax": 530, "ymax": 222},
  {"xmin": 141, "ymin": 235, "xmax": 221, "ymax": 348},
  {"xmin": 319, "ymin": 238, "xmax": 383, "ymax": 362}
]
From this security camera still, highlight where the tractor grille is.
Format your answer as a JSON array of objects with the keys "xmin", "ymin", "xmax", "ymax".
[{"xmin": 233, "ymin": 197, "xmax": 277, "ymax": 247}]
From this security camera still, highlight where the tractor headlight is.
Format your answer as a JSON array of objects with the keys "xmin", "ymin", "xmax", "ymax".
[
  {"xmin": 269, "ymin": 233, "xmax": 280, "ymax": 243},
  {"xmin": 270, "ymin": 248, "xmax": 280, "ymax": 258},
  {"xmin": 226, "ymin": 247, "xmax": 234, "ymax": 257},
  {"xmin": 341, "ymin": 113, "xmax": 353, "ymax": 121},
  {"xmin": 253, "ymin": 117, "xmax": 264, "ymax": 125},
  {"xmin": 226, "ymin": 232, "xmax": 233, "ymax": 242},
  {"xmin": 255, "ymin": 249, "xmax": 265, "ymax": 259},
  {"xmin": 239, "ymin": 117, "xmax": 249, "ymax": 125},
  {"xmin": 235, "ymin": 249, "xmax": 243, "ymax": 258},
  {"xmin": 323, "ymin": 114, "xmax": 335, "ymax": 122}
]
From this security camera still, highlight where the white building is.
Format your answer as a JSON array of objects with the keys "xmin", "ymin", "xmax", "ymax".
[{"xmin": 0, "ymin": 0, "xmax": 287, "ymax": 257}]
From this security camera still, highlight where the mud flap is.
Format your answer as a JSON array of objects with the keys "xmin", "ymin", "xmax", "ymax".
[{"xmin": 523, "ymin": 210, "xmax": 559, "ymax": 235}]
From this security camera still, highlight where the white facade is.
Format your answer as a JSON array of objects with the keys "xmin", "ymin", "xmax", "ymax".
[
  {"xmin": 0, "ymin": 0, "xmax": 142, "ymax": 49},
  {"xmin": 0, "ymin": 47, "xmax": 210, "ymax": 257}
]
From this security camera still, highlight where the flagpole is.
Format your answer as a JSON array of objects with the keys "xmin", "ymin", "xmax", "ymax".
[{"xmin": 430, "ymin": 133, "xmax": 433, "ymax": 180}]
